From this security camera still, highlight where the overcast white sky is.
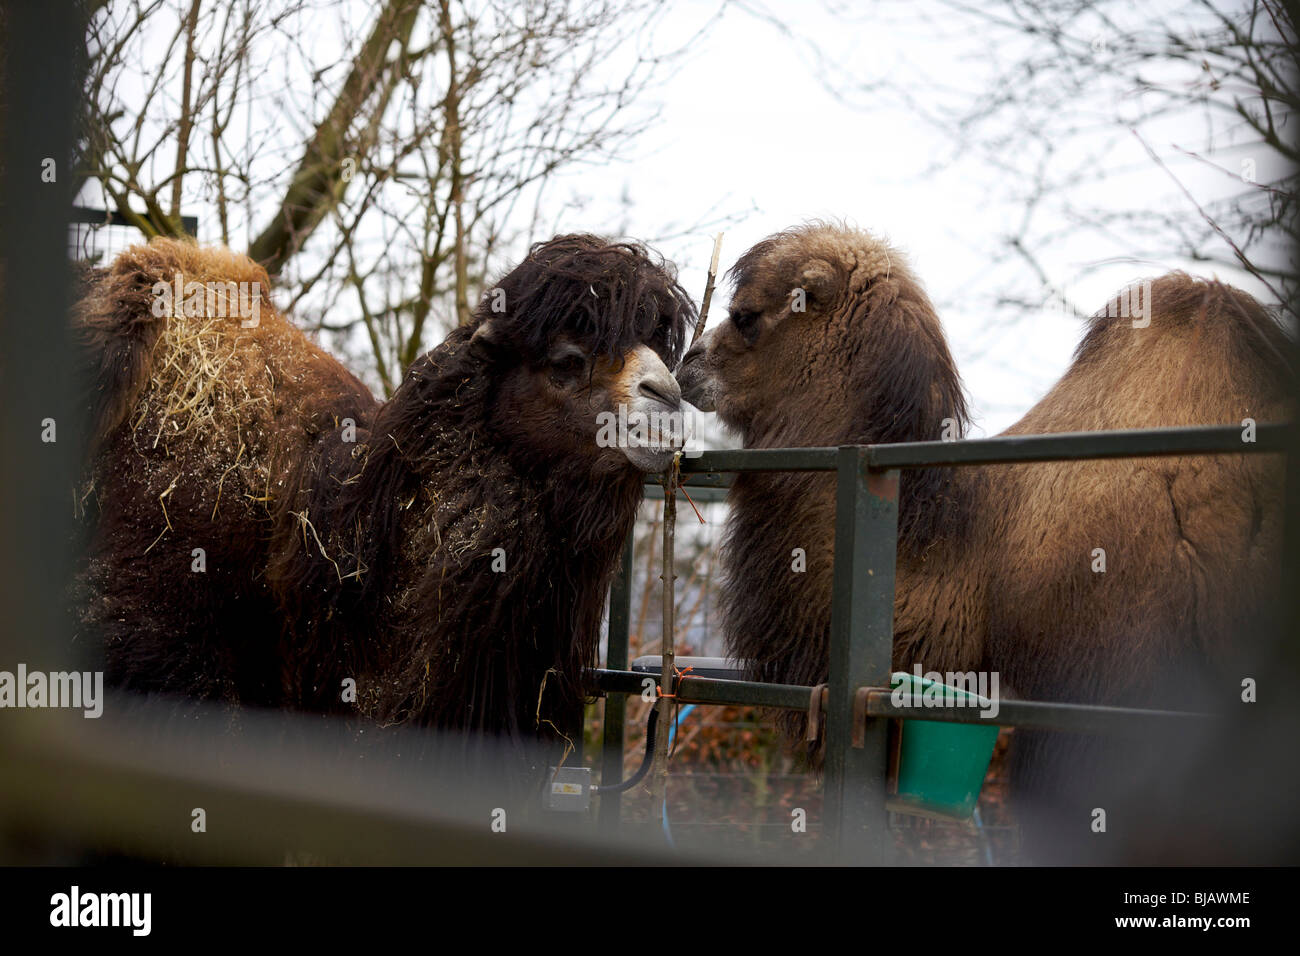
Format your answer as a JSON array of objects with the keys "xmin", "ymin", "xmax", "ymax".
[{"xmin": 82, "ymin": 0, "xmax": 1277, "ymax": 438}]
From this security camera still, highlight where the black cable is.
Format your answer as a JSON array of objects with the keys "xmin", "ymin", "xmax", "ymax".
[{"xmin": 592, "ymin": 700, "xmax": 659, "ymax": 794}]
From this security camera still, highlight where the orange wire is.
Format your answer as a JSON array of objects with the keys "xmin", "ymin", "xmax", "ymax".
[{"xmin": 654, "ymin": 665, "xmax": 695, "ymax": 699}]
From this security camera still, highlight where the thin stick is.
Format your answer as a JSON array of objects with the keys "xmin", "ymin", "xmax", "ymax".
[
  {"xmin": 648, "ymin": 231, "xmax": 722, "ymax": 820},
  {"xmin": 649, "ymin": 452, "xmax": 680, "ymax": 822},
  {"xmin": 688, "ymin": 232, "xmax": 724, "ymax": 352}
]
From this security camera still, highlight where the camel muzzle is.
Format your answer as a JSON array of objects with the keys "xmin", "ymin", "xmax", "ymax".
[{"xmin": 676, "ymin": 339, "xmax": 718, "ymax": 412}]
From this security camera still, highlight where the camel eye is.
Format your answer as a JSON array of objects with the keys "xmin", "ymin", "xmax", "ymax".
[
  {"xmin": 729, "ymin": 309, "xmax": 760, "ymax": 342},
  {"xmin": 547, "ymin": 347, "xmax": 588, "ymax": 385}
]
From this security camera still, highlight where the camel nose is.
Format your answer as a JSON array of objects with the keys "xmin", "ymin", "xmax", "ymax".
[
  {"xmin": 637, "ymin": 368, "xmax": 681, "ymax": 409},
  {"xmin": 676, "ymin": 338, "xmax": 716, "ymax": 411},
  {"xmin": 679, "ymin": 340, "xmax": 707, "ymax": 372}
]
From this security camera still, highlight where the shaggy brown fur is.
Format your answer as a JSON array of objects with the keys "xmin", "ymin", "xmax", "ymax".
[
  {"xmin": 74, "ymin": 240, "xmax": 375, "ymax": 702},
  {"xmin": 266, "ymin": 235, "xmax": 693, "ymax": 745},
  {"xmin": 678, "ymin": 223, "xmax": 1291, "ymax": 859},
  {"xmin": 76, "ymin": 235, "xmax": 693, "ymax": 760}
]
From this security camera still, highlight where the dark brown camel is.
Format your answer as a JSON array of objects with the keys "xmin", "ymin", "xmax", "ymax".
[{"xmin": 74, "ymin": 235, "xmax": 694, "ymax": 765}]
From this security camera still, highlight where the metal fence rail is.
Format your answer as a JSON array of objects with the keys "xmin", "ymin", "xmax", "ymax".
[
  {"xmin": 590, "ymin": 669, "xmax": 1213, "ymax": 734},
  {"xmin": 597, "ymin": 424, "xmax": 1290, "ymax": 860}
]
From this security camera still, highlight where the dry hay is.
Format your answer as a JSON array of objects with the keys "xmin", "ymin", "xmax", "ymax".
[
  {"xmin": 115, "ymin": 295, "xmax": 287, "ymax": 551},
  {"xmin": 133, "ymin": 305, "xmax": 270, "ymax": 453}
]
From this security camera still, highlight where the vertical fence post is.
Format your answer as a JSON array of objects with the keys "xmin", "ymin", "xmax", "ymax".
[
  {"xmin": 823, "ymin": 447, "xmax": 899, "ymax": 862},
  {"xmin": 598, "ymin": 532, "xmax": 635, "ymax": 830}
]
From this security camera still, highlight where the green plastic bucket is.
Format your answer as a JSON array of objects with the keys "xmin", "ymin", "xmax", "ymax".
[{"xmin": 886, "ymin": 671, "xmax": 1000, "ymax": 821}]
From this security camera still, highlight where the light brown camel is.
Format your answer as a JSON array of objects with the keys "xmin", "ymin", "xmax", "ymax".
[{"xmin": 677, "ymin": 222, "xmax": 1291, "ymax": 861}]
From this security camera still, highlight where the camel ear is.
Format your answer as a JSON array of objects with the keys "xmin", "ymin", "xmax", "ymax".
[
  {"xmin": 468, "ymin": 318, "xmax": 501, "ymax": 360},
  {"xmin": 794, "ymin": 260, "xmax": 837, "ymax": 311}
]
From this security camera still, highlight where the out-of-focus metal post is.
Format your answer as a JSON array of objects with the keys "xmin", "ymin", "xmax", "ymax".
[
  {"xmin": 823, "ymin": 446, "xmax": 898, "ymax": 863},
  {"xmin": 598, "ymin": 532, "xmax": 635, "ymax": 830}
]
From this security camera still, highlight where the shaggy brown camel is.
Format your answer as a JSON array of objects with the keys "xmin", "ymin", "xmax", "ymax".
[{"xmin": 74, "ymin": 235, "xmax": 693, "ymax": 762}]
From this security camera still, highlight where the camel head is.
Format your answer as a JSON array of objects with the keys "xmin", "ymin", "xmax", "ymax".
[
  {"xmin": 467, "ymin": 234, "xmax": 695, "ymax": 474},
  {"xmin": 678, "ymin": 223, "xmax": 968, "ymax": 448}
]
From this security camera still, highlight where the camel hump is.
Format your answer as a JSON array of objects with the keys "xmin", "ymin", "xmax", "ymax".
[
  {"xmin": 72, "ymin": 237, "xmax": 276, "ymax": 456},
  {"xmin": 1074, "ymin": 272, "xmax": 1294, "ymax": 394}
]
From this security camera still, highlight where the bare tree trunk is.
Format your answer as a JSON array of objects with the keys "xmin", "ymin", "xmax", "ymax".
[
  {"xmin": 246, "ymin": 0, "xmax": 420, "ymax": 274},
  {"xmin": 438, "ymin": 0, "xmax": 472, "ymax": 327},
  {"xmin": 169, "ymin": 0, "xmax": 202, "ymax": 222}
]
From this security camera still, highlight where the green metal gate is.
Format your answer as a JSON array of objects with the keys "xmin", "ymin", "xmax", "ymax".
[{"xmin": 593, "ymin": 425, "xmax": 1291, "ymax": 862}]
